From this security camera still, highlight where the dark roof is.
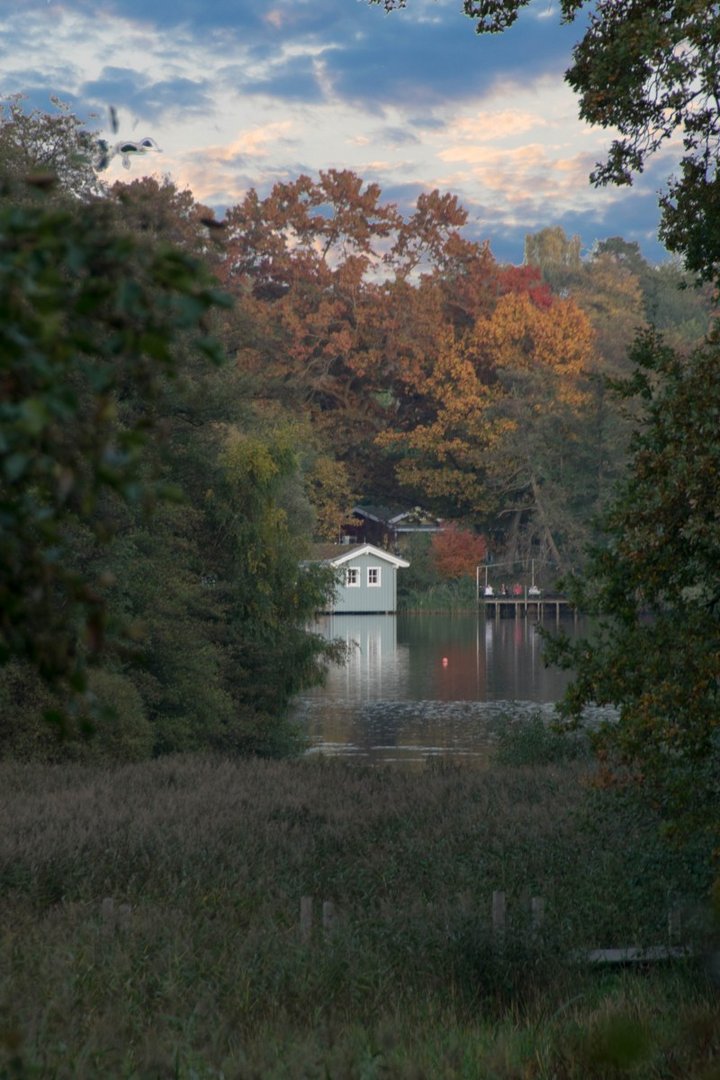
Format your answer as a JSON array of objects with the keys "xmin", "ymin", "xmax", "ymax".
[
  {"xmin": 352, "ymin": 504, "xmax": 443, "ymax": 527},
  {"xmin": 352, "ymin": 504, "xmax": 405, "ymax": 525}
]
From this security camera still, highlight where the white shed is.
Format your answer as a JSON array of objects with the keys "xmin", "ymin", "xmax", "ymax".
[{"xmin": 321, "ymin": 544, "xmax": 409, "ymax": 614}]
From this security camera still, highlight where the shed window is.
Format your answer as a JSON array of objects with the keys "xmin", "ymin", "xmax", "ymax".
[
  {"xmin": 367, "ymin": 566, "xmax": 381, "ymax": 587},
  {"xmin": 345, "ymin": 567, "xmax": 360, "ymax": 587}
]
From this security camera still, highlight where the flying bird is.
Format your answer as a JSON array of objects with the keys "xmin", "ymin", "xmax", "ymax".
[
  {"xmin": 95, "ymin": 136, "xmax": 162, "ymax": 171},
  {"xmin": 114, "ymin": 136, "xmax": 162, "ymax": 169}
]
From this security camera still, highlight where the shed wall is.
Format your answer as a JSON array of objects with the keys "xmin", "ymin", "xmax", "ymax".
[{"xmin": 331, "ymin": 551, "xmax": 398, "ymax": 613}]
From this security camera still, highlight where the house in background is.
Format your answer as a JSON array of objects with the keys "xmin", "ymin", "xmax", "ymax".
[
  {"xmin": 341, "ymin": 504, "xmax": 443, "ymax": 550},
  {"xmin": 313, "ymin": 543, "xmax": 410, "ymax": 614}
]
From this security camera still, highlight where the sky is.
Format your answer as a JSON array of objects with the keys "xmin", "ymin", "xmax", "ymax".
[{"xmin": 3, "ymin": 0, "xmax": 676, "ymax": 265}]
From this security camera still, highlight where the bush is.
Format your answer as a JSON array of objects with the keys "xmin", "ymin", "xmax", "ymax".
[
  {"xmin": 494, "ymin": 712, "xmax": 592, "ymax": 766},
  {"xmin": 85, "ymin": 669, "xmax": 154, "ymax": 762},
  {"xmin": 0, "ymin": 661, "xmax": 60, "ymax": 760},
  {"xmin": 399, "ymin": 578, "xmax": 478, "ymax": 611}
]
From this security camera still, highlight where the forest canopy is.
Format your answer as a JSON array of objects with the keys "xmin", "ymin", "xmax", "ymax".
[{"xmin": 0, "ymin": 96, "xmax": 715, "ymax": 766}]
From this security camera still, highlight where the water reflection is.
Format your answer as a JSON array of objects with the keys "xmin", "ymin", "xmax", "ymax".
[{"xmin": 294, "ymin": 612, "xmax": 579, "ymax": 764}]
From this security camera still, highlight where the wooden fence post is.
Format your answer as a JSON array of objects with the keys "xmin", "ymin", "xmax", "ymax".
[
  {"xmin": 531, "ymin": 896, "xmax": 545, "ymax": 934},
  {"xmin": 101, "ymin": 896, "xmax": 115, "ymax": 936},
  {"xmin": 492, "ymin": 890, "xmax": 506, "ymax": 942},
  {"xmin": 300, "ymin": 895, "xmax": 313, "ymax": 943},
  {"xmin": 322, "ymin": 900, "xmax": 335, "ymax": 938},
  {"xmin": 117, "ymin": 903, "xmax": 132, "ymax": 930}
]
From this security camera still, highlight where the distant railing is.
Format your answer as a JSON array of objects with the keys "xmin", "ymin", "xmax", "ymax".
[{"xmin": 294, "ymin": 892, "xmax": 694, "ymax": 965}]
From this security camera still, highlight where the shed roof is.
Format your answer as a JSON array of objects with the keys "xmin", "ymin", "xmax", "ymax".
[{"xmin": 310, "ymin": 542, "xmax": 409, "ymax": 569}]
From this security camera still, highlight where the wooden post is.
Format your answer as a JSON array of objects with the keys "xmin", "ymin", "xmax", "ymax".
[
  {"xmin": 117, "ymin": 903, "xmax": 132, "ymax": 930},
  {"xmin": 101, "ymin": 896, "xmax": 115, "ymax": 936},
  {"xmin": 531, "ymin": 896, "xmax": 545, "ymax": 933},
  {"xmin": 300, "ymin": 895, "xmax": 313, "ymax": 943},
  {"xmin": 492, "ymin": 890, "xmax": 506, "ymax": 941},
  {"xmin": 322, "ymin": 900, "xmax": 336, "ymax": 938}
]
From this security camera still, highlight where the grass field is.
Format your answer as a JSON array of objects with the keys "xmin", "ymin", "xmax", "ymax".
[{"xmin": 0, "ymin": 737, "xmax": 717, "ymax": 1077}]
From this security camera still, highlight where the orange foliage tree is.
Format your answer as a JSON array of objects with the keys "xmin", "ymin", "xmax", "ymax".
[
  {"xmin": 379, "ymin": 288, "xmax": 597, "ymax": 565},
  {"xmin": 431, "ymin": 525, "xmax": 487, "ymax": 579}
]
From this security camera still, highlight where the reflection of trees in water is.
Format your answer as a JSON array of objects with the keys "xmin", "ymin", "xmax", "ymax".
[
  {"xmin": 299, "ymin": 613, "xmax": 580, "ymax": 761},
  {"xmin": 303, "ymin": 700, "xmax": 568, "ymax": 765}
]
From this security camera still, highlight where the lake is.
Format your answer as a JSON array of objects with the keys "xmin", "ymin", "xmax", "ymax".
[{"xmin": 293, "ymin": 610, "xmax": 584, "ymax": 765}]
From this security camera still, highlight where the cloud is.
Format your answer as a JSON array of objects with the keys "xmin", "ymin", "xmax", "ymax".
[
  {"xmin": 82, "ymin": 67, "xmax": 212, "ymax": 120},
  {"xmin": 265, "ymin": 9, "xmax": 284, "ymax": 31},
  {"xmin": 215, "ymin": 121, "xmax": 296, "ymax": 161},
  {"xmin": 242, "ymin": 54, "xmax": 326, "ymax": 103},
  {"xmin": 448, "ymin": 110, "xmax": 545, "ymax": 144},
  {"xmin": 374, "ymin": 126, "xmax": 421, "ymax": 148},
  {"xmin": 1, "ymin": 0, "xmax": 670, "ymax": 267},
  {"xmin": 408, "ymin": 115, "xmax": 447, "ymax": 131},
  {"xmin": 320, "ymin": 3, "xmax": 576, "ymax": 110}
]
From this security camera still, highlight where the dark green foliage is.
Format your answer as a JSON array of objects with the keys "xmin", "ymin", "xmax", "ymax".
[
  {"xmin": 0, "ymin": 662, "xmax": 60, "ymax": 760},
  {"xmin": 0, "ymin": 193, "xmax": 225, "ymax": 695},
  {"xmin": 0, "ymin": 111, "xmax": 338, "ymax": 760},
  {"xmin": 84, "ymin": 669, "xmax": 154, "ymax": 762},
  {"xmin": 0, "ymin": 662, "xmax": 152, "ymax": 762},
  {"xmin": 546, "ymin": 329, "xmax": 720, "ymax": 841},
  {"xmin": 494, "ymin": 712, "xmax": 591, "ymax": 766}
]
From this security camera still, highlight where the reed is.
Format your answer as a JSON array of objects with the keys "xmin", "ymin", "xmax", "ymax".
[
  {"xmin": 398, "ymin": 578, "xmax": 478, "ymax": 612},
  {"xmin": 0, "ymin": 752, "xmax": 716, "ymax": 1076}
]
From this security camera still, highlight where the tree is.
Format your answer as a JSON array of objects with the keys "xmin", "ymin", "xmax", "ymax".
[
  {"xmin": 372, "ymin": 2, "xmax": 720, "ymax": 279},
  {"xmin": 571, "ymin": 251, "xmax": 647, "ymax": 375},
  {"xmin": 545, "ymin": 330, "xmax": 720, "ymax": 840},
  {"xmin": 379, "ymin": 289, "xmax": 597, "ymax": 565},
  {"xmin": 377, "ymin": 0, "xmax": 720, "ymax": 847},
  {"xmin": 524, "ymin": 225, "xmax": 582, "ymax": 291},
  {"xmin": 0, "ymin": 191, "xmax": 225, "ymax": 697},
  {"xmin": 431, "ymin": 524, "xmax": 487, "ymax": 579},
  {"xmin": 387, "ymin": 1, "xmax": 720, "ymax": 845},
  {"xmin": 219, "ymin": 172, "xmax": 503, "ymax": 499},
  {"xmin": 0, "ymin": 94, "xmax": 104, "ymax": 201},
  {"xmin": 0, "ymin": 119, "xmax": 341, "ymax": 757},
  {"xmin": 377, "ymin": 328, "xmax": 508, "ymax": 514}
]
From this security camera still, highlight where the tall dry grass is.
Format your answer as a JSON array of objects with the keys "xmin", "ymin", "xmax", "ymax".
[{"xmin": 0, "ymin": 753, "xmax": 716, "ymax": 1077}]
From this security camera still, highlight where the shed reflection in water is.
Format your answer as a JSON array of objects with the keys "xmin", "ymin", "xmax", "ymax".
[{"xmin": 294, "ymin": 612, "xmax": 576, "ymax": 764}]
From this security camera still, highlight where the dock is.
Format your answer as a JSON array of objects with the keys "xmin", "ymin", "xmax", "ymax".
[{"xmin": 482, "ymin": 595, "xmax": 574, "ymax": 621}]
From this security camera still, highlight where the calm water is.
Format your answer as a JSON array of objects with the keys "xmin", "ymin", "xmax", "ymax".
[{"xmin": 293, "ymin": 611, "xmax": 583, "ymax": 764}]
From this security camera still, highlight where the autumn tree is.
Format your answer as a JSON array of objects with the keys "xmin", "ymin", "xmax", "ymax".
[
  {"xmin": 220, "ymin": 170, "xmax": 399, "ymax": 438},
  {"xmin": 378, "ymin": 328, "xmax": 508, "ymax": 514},
  {"xmin": 431, "ymin": 524, "xmax": 487, "ymax": 580},
  {"xmin": 218, "ymin": 172, "xmax": 504, "ymax": 500},
  {"xmin": 523, "ymin": 225, "xmax": 582, "ymax": 293},
  {"xmin": 523, "ymin": 227, "xmax": 715, "ymax": 520},
  {"xmin": 380, "ymin": 289, "xmax": 596, "ymax": 566}
]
